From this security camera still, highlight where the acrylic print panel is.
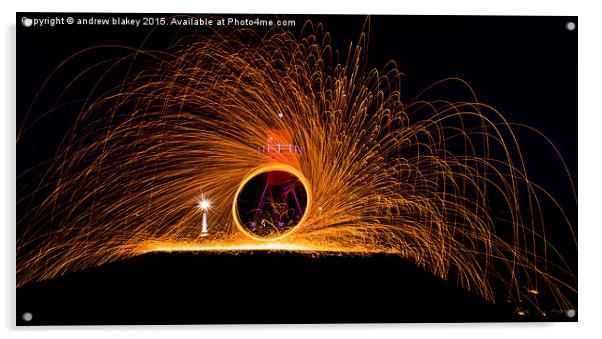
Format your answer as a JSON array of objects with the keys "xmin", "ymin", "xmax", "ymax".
[{"xmin": 16, "ymin": 13, "xmax": 577, "ymax": 325}]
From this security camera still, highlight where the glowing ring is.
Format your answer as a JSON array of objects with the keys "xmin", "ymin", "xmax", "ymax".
[{"xmin": 232, "ymin": 164, "xmax": 311, "ymax": 241}]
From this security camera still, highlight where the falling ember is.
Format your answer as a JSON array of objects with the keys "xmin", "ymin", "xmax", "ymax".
[{"xmin": 16, "ymin": 20, "xmax": 576, "ymax": 316}]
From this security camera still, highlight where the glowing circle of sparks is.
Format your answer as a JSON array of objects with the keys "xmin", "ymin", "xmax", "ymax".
[{"xmin": 232, "ymin": 164, "xmax": 312, "ymax": 242}]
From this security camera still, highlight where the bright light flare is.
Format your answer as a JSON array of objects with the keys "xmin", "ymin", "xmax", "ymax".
[{"xmin": 198, "ymin": 198, "xmax": 211, "ymax": 210}]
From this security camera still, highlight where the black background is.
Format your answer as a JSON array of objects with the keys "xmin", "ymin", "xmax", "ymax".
[{"xmin": 16, "ymin": 13, "xmax": 577, "ymax": 325}]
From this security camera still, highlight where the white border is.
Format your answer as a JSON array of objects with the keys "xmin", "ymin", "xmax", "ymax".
[{"xmin": 2, "ymin": 1, "xmax": 601, "ymax": 338}]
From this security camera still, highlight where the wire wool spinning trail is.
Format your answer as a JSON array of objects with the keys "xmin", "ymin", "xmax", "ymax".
[{"xmin": 17, "ymin": 20, "xmax": 576, "ymax": 316}]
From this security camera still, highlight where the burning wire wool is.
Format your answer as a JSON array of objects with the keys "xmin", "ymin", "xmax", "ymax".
[{"xmin": 17, "ymin": 21, "xmax": 576, "ymax": 315}]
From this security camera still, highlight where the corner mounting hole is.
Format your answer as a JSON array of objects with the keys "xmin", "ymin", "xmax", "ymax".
[
  {"xmin": 566, "ymin": 21, "xmax": 576, "ymax": 31},
  {"xmin": 22, "ymin": 312, "xmax": 33, "ymax": 322}
]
